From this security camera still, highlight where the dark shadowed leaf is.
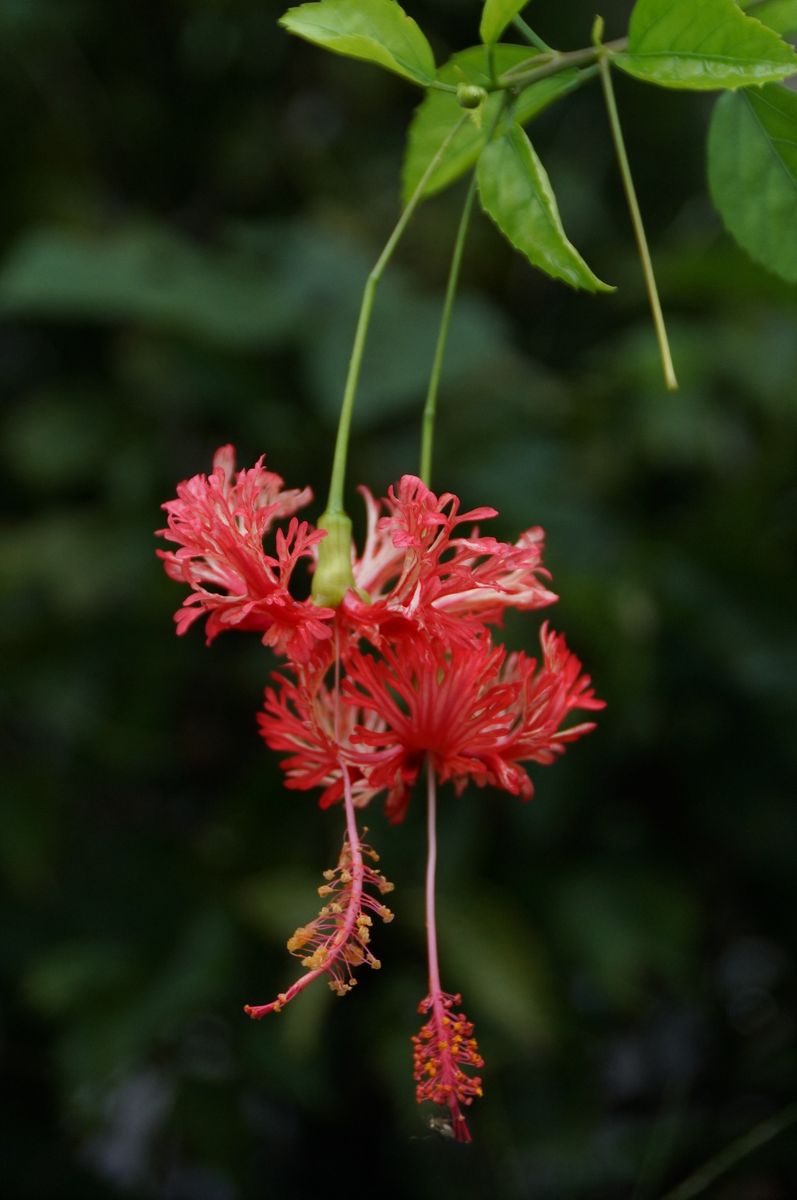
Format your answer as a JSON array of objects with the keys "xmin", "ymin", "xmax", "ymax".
[
  {"xmin": 708, "ymin": 83, "xmax": 797, "ymax": 282},
  {"xmin": 0, "ymin": 226, "xmax": 303, "ymax": 347},
  {"xmin": 439, "ymin": 889, "xmax": 557, "ymax": 1047}
]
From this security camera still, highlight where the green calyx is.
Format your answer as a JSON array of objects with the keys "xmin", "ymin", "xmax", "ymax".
[{"xmin": 312, "ymin": 510, "xmax": 356, "ymax": 607}]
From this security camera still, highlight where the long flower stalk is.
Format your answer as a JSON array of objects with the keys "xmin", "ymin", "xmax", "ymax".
[
  {"xmin": 313, "ymin": 114, "xmax": 469, "ymax": 606},
  {"xmin": 419, "ymin": 173, "xmax": 478, "ymax": 486},
  {"xmin": 323, "ymin": 115, "xmax": 468, "ymax": 519},
  {"xmin": 597, "ymin": 50, "xmax": 677, "ymax": 391}
]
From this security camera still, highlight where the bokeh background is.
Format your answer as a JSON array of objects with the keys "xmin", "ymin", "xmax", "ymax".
[{"xmin": 2, "ymin": 1, "xmax": 796, "ymax": 1197}]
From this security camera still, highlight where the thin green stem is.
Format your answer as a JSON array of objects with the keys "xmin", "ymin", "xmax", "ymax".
[
  {"xmin": 419, "ymin": 173, "xmax": 477, "ymax": 486},
  {"xmin": 659, "ymin": 1103, "xmax": 797, "ymax": 1200},
  {"xmin": 324, "ymin": 114, "xmax": 468, "ymax": 515},
  {"xmin": 419, "ymin": 90, "xmax": 510, "ymax": 486},
  {"xmin": 512, "ymin": 15, "xmax": 555, "ymax": 55},
  {"xmin": 597, "ymin": 53, "xmax": 678, "ymax": 391}
]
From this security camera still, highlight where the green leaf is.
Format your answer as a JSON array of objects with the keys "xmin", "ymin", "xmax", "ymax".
[
  {"xmin": 480, "ymin": 0, "xmax": 529, "ymax": 44},
  {"xmin": 402, "ymin": 44, "xmax": 585, "ymax": 203},
  {"xmin": 708, "ymin": 83, "xmax": 797, "ymax": 283},
  {"xmin": 614, "ymin": 0, "xmax": 797, "ymax": 90},
  {"xmin": 476, "ymin": 125, "xmax": 613, "ymax": 292},
  {"xmin": 278, "ymin": 0, "xmax": 435, "ymax": 85},
  {"xmin": 744, "ymin": 0, "xmax": 797, "ymax": 35}
]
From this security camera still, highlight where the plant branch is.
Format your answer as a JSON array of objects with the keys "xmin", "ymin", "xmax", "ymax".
[{"xmin": 497, "ymin": 37, "xmax": 626, "ymax": 90}]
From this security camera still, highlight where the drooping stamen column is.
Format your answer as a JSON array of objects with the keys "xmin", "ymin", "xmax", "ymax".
[
  {"xmin": 412, "ymin": 762, "xmax": 483, "ymax": 1142},
  {"xmin": 245, "ymin": 632, "xmax": 393, "ymax": 1018}
]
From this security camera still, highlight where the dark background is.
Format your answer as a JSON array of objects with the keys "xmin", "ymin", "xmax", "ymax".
[{"xmin": 2, "ymin": 1, "xmax": 796, "ymax": 1197}]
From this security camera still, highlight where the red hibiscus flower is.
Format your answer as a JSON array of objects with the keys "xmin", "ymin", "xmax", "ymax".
[
  {"xmin": 156, "ymin": 445, "xmax": 334, "ymax": 662},
  {"xmin": 343, "ymin": 621, "xmax": 604, "ymax": 822},
  {"xmin": 343, "ymin": 475, "xmax": 558, "ymax": 645}
]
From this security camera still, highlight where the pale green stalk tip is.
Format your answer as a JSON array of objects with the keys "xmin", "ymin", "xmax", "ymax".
[{"xmin": 312, "ymin": 510, "xmax": 355, "ymax": 607}]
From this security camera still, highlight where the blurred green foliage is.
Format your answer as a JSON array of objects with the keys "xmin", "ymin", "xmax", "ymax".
[{"xmin": 1, "ymin": 2, "xmax": 796, "ymax": 1198}]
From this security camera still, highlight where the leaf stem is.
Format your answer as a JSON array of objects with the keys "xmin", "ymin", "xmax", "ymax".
[
  {"xmin": 419, "ymin": 173, "xmax": 477, "ymax": 486},
  {"xmin": 659, "ymin": 1103, "xmax": 797, "ymax": 1200},
  {"xmin": 324, "ymin": 114, "xmax": 469, "ymax": 515},
  {"xmin": 512, "ymin": 15, "xmax": 555, "ymax": 55},
  {"xmin": 597, "ymin": 52, "xmax": 678, "ymax": 391}
]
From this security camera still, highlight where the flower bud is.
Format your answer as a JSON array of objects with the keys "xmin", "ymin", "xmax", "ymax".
[{"xmin": 456, "ymin": 83, "xmax": 487, "ymax": 110}]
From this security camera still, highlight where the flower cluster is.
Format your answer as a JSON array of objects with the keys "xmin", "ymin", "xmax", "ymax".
[{"xmin": 158, "ymin": 447, "xmax": 604, "ymax": 1142}]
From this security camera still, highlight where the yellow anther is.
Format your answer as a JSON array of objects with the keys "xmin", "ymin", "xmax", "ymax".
[{"xmin": 302, "ymin": 949, "xmax": 327, "ymax": 970}]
